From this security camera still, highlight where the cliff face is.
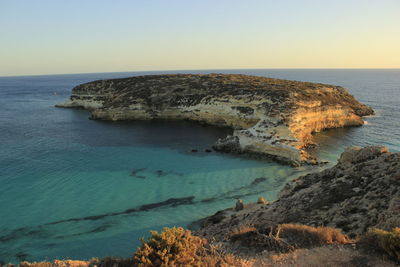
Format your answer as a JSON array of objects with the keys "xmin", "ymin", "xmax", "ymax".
[
  {"xmin": 57, "ymin": 74, "xmax": 373, "ymax": 165},
  {"xmin": 195, "ymin": 146, "xmax": 400, "ymax": 239}
]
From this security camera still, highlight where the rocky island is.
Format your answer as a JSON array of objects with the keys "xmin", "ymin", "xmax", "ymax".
[{"xmin": 57, "ymin": 74, "xmax": 374, "ymax": 165}]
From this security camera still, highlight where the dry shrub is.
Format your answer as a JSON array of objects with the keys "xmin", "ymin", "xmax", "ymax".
[
  {"xmin": 19, "ymin": 260, "xmax": 89, "ymax": 267},
  {"xmin": 274, "ymin": 224, "xmax": 351, "ymax": 248},
  {"xmin": 265, "ymin": 246, "xmax": 398, "ymax": 267},
  {"xmin": 19, "ymin": 262, "xmax": 53, "ymax": 267},
  {"xmin": 358, "ymin": 228, "xmax": 400, "ymax": 262},
  {"xmin": 134, "ymin": 227, "xmax": 239, "ymax": 267},
  {"xmin": 229, "ymin": 226, "xmax": 257, "ymax": 242},
  {"xmin": 229, "ymin": 227, "xmax": 294, "ymax": 253},
  {"xmin": 228, "ymin": 224, "xmax": 350, "ymax": 253},
  {"xmin": 197, "ymin": 245, "xmax": 241, "ymax": 267},
  {"xmin": 134, "ymin": 227, "xmax": 205, "ymax": 266},
  {"xmin": 89, "ymin": 257, "xmax": 134, "ymax": 267}
]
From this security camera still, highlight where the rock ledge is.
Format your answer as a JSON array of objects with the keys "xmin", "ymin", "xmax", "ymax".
[{"xmin": 195, "ymin": 146, "xmax": 400, "ymax": 239}]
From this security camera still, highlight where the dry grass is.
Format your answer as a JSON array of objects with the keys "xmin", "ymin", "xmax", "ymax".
[
  {"xmin": 19, "ymin": 262, "xmax": 53, "ymax": 267},
  {"xmin": 228, "ymin": 224, "xmax": 351, "ymax": 255},
  {"xmin": 18, "ymin": 260, "xmax": 90, "ymax": 267},
  {"xmin": 229, "ymin": 226, "xmax": 295, "ymax": 253},
  {"xmin": 229, "ymin": 226, "xmax": 257, "ymax": 242},
  {"xmin": 89, "ymin": 257, "xmax": 134, "ymax": 267},
  {"xmin": 264, "ymin": 246, "xmax": 397, "ymax": 267},
  {"xmin": 358, "ymin": 228, "xmax": 400, "ymax": 262},
  {"xmin": 10, "ymin": 226, "xmax": 399, "ymax": 267},
  {"xmin": 274, "ymin": 224, "xmax": 351, "ymax": 248}
]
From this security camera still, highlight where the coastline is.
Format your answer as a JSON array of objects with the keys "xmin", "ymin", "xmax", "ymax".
[
  {"xmin": 56, "ymin": 73, "xmax": 374, "ymax": 166},
  {"xmin": 2, "ymin": 69, "xmax": 399, "ymax": 265},
  {"xmin": 14, "ymin": 146, "xmax": 400, "ymax": 266}
]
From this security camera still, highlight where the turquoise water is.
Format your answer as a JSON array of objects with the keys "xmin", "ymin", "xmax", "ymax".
[{"xmin": 0, "ymin": 69, "xmax": 399, "ymax": 263}]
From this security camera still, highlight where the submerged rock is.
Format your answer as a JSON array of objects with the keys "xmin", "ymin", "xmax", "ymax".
[{"xmin": 57, "ymin": 74, "xmax": 373, "ymax": 165}]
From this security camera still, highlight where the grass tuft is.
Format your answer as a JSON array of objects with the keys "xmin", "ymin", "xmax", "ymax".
[
  {"xmin": 358, "ymin": 228, "xmax": 400, "ymax": 262},
  {"xmin": 274, "ymin": 224, "xmax": 351, "ymax": 248}
]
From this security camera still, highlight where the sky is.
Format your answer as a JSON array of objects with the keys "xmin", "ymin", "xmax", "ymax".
[{"xmin": 0, "ymin": 0, "xmax": 399, "ymax": 76}]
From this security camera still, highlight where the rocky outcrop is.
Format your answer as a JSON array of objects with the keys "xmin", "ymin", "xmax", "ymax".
[
  {"xmin": 57, "ymin": 74, "xmax": 373, "ymax": 165},
  {"xmin": 195, "ymin": 146, "xmax": 400, "ymax": 239}
]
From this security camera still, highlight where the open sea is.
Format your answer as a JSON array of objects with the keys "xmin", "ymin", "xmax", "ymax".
[{"xmin": 0, "ymin": 69, "xmax": 399, "ymax": 263}]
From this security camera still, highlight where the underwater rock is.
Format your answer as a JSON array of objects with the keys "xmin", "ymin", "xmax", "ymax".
[{"xmin": 130, "ymin": 168, "xmax": 146, "ymax": 179}]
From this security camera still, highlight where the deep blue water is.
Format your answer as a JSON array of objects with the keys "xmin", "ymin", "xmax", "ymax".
[{"xmin": 0, "ymin": 69, "xmax": 399, "ymax": 263}]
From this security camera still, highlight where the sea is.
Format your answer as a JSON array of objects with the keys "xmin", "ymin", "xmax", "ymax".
[{"xmin": 0, "ymin": 69, "xmax": 399, "ymax": 263}]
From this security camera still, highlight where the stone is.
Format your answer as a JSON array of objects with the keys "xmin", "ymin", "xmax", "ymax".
[
  {"xmin": 235, "ymin": 199, "xmax": 244, "ymax": 211},
  {"xmin": 213, "ymin": 135, "xmax": 241, "ymax": 154},
  {"xmin": 338, "ymin": 146, "xmax": 388, "ymax": 164},
  {"xmin": 257, "ymin": 197, "xmax": 268, "ymax": 204}
]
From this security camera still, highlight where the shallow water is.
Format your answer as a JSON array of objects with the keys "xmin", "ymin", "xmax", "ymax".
[{"xmin": 0, "ymin": 69, "xmax": 399, "ymax": 263}]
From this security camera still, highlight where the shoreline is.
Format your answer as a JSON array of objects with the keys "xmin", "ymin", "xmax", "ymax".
[
  {"xmin": 4, "ymin": 73, "xmax": 398, "ymax": 266},
  {"xmin": 13, "ymin": 146, "xmax": 400, "ymax": 266},
  {"xmin": 56, "ymin": 73, "xmax": 374, "ymax": 166}
]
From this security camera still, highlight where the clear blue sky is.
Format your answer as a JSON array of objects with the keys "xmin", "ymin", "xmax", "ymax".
[{"xmin": 0, "ymin": 0, "xmax": 399, "ymax": 76}]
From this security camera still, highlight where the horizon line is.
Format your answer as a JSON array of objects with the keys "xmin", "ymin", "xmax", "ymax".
[{"xmin": 1, "ymin": 67, "xmax": 400, "ymax": 78}]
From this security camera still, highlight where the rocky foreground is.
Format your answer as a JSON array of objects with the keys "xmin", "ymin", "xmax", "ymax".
[
  {"xmin": 187, "ymin": 146, "xmax": 399, "ymax": 266},
  {"xmin": 57, "ymin": 74, "xmax": 373, "ymax": 165},
  {"xmin": 195, "ymin": 146, "xmax": 399, "ymax": 239}
]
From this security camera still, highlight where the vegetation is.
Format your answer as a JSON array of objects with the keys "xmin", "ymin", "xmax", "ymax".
[
  {"xmin": 134, "ymin": 227, "xmax": 239, "ymax": 267},
  {"xmin": 274, "ymin": 224, "xmax": 351, "ymax": 248},
  {"xmin": 228, "ymin": 224, "xmax": 351, "ymax": 254},
  {"xmin": 19, "ymin": 262, "xmax": 53, "ymax": 267},
  {"xmin": 358, "ymin": 228, "xmax": 400, "ymax": 262},
  {"xmin": 229, "ymin": 225, "xmax": 257, "ymax": 241},
  {"xmin": 14, "ymin": 226, "xmax": 400, "ymax": 266},
  {"xmin": 19, "ymin": 260, "xmax": 92, "ymax": 267}
]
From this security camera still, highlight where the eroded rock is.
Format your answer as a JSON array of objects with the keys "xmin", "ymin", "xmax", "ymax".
[
  {"xmin": 257, "ymin": 197, "xmax": 268, "ymax": 204},
  {"xmin": 235, "ymin": 199, "xmax": 245, "ymax": 211},
  {"xmin": 196, "ymin": 146, "xmax": 400, "ymax": 240},
  {"xmin": 57, "ymin": 74, "xmax": 373, "ymax": 164}
]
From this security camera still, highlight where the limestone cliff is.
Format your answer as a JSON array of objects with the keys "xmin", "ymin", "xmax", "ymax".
[{"xmin": 57, "ymin": 74, "xmax": 373, "ymax": 165}]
